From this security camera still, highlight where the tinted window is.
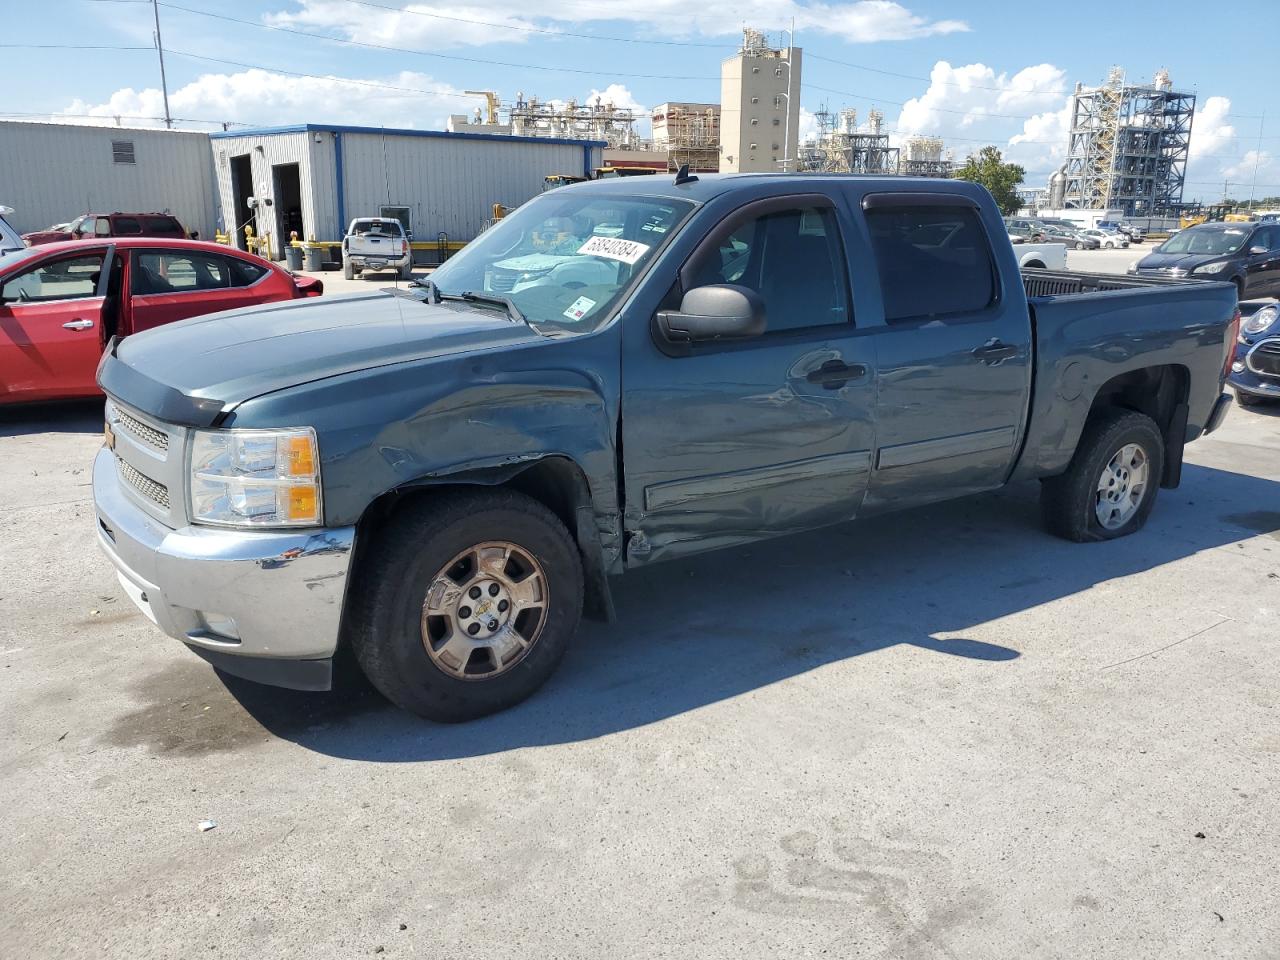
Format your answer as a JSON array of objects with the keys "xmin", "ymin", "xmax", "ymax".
[
  {"xmin": 140, "ymin": 216, "xmax": 183, "ymax": 234},
  {"xmin": 686, "ymin": 205, "xmax": 850, "ymax": 333},
  {"xmin": 226, "ymin": 256, "xmax": 269, "ymax": 287},
  {"xmin": 1, "ymin": 253, "xmax": 105, "ymax": 303},
  {"xmin": 112, "ymin": 217, "xmax": 142, "ymax": 236},
  {"xmin": 865, "ymin": 206, "xmax": 996, "ymax": 323},
  {"xmin": 132, "ymin": 252, "xmax": 229, "ymax": 294}
]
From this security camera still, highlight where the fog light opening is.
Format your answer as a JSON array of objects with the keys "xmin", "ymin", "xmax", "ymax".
[{"xmin": 198, "ymin": 612, "xmax": 241, "ymax": 641}]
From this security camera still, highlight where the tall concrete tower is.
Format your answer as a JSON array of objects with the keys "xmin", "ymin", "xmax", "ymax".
[{"xmin": 720, "ymin": 28, "xmax": 802, "ymax": 173}]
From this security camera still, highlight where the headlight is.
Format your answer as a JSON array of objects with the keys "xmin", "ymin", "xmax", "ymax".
[
  {"xmin": 1128, "ymin": 260, "xmax": 1140, "ymax": 272},
  {"xmin": 1192, "ymin": 261, "xmax": 1230, "ymax": 275},
  {"xmin": 189, "ymin": 427, "xmax": 321, "ymax": 527},
  {"xmin": 1242, "ymin": 304, "xmax": 1280, "ymax": 336}
]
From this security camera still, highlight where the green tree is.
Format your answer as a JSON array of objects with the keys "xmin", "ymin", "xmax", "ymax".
[{"xmin": 953, "ymin": 146, "xmax": 1025, "ymax": 215}]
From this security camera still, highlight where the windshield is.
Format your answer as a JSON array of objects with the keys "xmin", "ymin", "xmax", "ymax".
[
  {"xmin": 428, "ymin": 190, "xmax": 695, "ymax": 333},
  {"xmin": 350, "ymin": 220, "xmax": 402, "ymax": 237},
  {"xmin": 1159, "ymin": 227, "xmax": 1250, "ymax": 256}
]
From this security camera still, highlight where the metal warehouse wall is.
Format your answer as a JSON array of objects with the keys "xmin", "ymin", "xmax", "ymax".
[
  {"xmin": 0, "ymin": 121, "xmax": 216, "ymax": 237},
  {"xmin": 210, "ymin": 131, "xmax": 327, "ymax": 251},
  {"xmin": 338, "ymin": 132, "xmax": 601, "ymax": 243}
]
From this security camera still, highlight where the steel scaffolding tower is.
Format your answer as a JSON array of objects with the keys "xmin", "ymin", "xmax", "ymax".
[
  {"xmin": 1061, "ymin": 68, "xmax": 1195, "ymax": 216},
  {"xmin": 799, "ymin": 106, "xmax": 900, "ymax": 174}
]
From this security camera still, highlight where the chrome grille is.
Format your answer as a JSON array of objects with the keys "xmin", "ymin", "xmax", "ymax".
[
  {"xmin": 1247, "ymin": 339, "xmax": 1280, "ymax": 378},
  {"xmin": 110, "ymin": 403, "xmax": 169, "ymax": 452},
  {"xmin": 116, "ymin": 455, "xmax": 170, "ymax": 509}
]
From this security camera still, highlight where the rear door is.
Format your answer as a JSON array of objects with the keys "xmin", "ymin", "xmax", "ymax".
[
  {"xmin": 127, "ymin": 248, "xmax": 280, "ymax": 333},
  {"xmin": 621, "ymin": 193, "xmax": 878, "ymax": 565},
  {"xmin": 0, "ymin": 249, "xmax": 108, "ymax": 401},
  {"xmin": 1248, "ymin": 226, "xmax": 1280, "ymax": 295},
  {"xmin": 857, "ymin": 192, "xmax": 1033, "ymax": 511}
]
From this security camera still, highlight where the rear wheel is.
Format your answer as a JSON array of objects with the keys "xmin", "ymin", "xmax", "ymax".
[
  {"xmin": 1075, "ymin": 241, "xmax": 1086, "ymax": 250},
  {"xmin": 343, "ymin": 259, "xmax": 355, "ymax": 280},
  {"xmin": 348, "ymin": 490, "xmax": 584, "ymax": 722},
  {"xmin": 399, "ymin": 263, "xmax": 413, "ymax": 281},
  {"xmin": 1041, "ymin": 409, "xmax": 1164, "ymax": 542}
]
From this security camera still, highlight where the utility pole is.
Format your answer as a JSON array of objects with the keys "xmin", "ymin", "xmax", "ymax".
[
  {"xmin": 152, "ymin": 0, "xmax": 172, "ymax": 129},
  {"xmin": 1248, "ymin": 112, "xmax": 1265, "ymax": 212}
]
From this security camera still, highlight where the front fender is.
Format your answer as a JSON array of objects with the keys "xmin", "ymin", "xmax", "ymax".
[{"xmin": 222, "ymin": 334, "xmax": 623, "ymax": 568}]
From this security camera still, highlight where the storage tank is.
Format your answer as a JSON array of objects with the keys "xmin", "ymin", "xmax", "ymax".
[{"xmin": 1049, "ymin": 167, "xmax": 1067, "ymax": 208}]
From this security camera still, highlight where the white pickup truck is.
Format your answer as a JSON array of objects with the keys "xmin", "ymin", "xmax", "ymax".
[
  {"xmin": 1008, "ymin": 240, "xmax": 1067, "ymax": 270},
  {"xmin": 342, "ymin": 217, "xmax": 413, "ymax": 280}
]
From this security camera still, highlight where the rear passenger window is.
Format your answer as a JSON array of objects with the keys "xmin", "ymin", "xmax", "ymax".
[
  {"xmin": 865, "ymin": 206, "xmax": 996, "ymax": 323},
  {"xmin": 685, "ymin": 204, "xmax": 850, "ymax": 333},
  {"xmin": 132, "ymin": 252, "xmax": 229, "ymax": 294},
  {"xmin": 226, "ymin": 257, "xmax": 269, "ymax": 287},
  {"xmin": 113, "ymin": 217, "xmax": 142, "ymax": 235},
  {"xmin": 140, "ymin": 216, "xmax": 183, "ymax": 234}
]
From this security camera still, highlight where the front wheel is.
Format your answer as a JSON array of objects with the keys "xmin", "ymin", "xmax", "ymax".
[
  {"xmin": 348, "ymin": 490, "xmax": 584, "ymax": 722},
  {"xmin": 1040, "ymin": 409, "xmax": 1165, "ymax": 542},
  {"xmin": 1076, "ymin": 241, "xmax": 1086, "ymax": 250}
]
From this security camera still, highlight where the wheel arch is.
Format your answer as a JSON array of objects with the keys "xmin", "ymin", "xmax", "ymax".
[
  {"xmin": 1082, "ymin": 363, "xmax": 1191, "ymax": 488},
  {"xmin": 352, "ymin": 454, "xmax": 615, "ymax": 624}
]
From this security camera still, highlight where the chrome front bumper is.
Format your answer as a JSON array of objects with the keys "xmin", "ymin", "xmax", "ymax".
[{"xmin": 92, "ymin": 446, "xmax": 355, "ymax": 671}]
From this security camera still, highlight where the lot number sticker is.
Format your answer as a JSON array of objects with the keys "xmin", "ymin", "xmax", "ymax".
[
  {"xmin": 578, "ymin": 236, "xmax": 650, "ymax": 264},
  {"xmin": 563, "ymin": 296, "xmax": 597, "ymax": 321}
]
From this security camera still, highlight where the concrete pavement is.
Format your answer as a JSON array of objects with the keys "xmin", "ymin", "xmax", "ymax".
[{"xmin": 1, "ymin": 394, "xmax": 1278, "ymax": 959}]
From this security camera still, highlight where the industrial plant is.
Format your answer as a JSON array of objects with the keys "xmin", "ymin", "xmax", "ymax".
[{"xmin": 1051, "ymin": 68, "xmax": 1196, "ymax": 217}]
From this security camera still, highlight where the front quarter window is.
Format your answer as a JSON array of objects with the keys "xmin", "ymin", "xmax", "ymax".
[{"xmin": 428, "ymin": 191, "xmax": 695, "ymax": 333}]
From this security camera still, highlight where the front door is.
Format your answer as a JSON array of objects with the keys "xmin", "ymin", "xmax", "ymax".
[
  {"xmin": 858, "ymin": 194, "xmax": 1033, "ymax": 512},
  {"xmin": 621, "ymin": 194, "xmax": 877, "ymax": 566},
  {"xmin": 0, "ymin": 249, "xmax": 108, "ymax": 402}
]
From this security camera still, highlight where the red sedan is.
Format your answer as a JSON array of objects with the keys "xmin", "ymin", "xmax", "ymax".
[{"xmin": 0, "ymin": 238, "xmax": 321, "ymax": 404}]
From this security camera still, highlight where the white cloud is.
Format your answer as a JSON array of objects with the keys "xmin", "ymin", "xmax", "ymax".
[
  {"xmin": 894, "ymin": 61, "xmax": 1066, "ymax": 142},
  {"xmin": 1005, "ymin": 97, "xmax": 1072, "ymax": 178},
  {"xmin": 798, "ymin": 107, "xmax": 818, "ymax": 145},
  {"xmin": 266, "ymin": 0, "xmax": 967, "ymax": 47},
  {"xmin": 57, "ymin": 68, "xmax": 469, "ymax": 130}
]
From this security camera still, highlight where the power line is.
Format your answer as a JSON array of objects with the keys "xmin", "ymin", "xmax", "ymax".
[
  {"xmin": 157, "ymin": 2, "xmax": 720, "ymax": 81},
  {"xmin": 0, "ymin": 43, "xmax": 152, "ymax": 50}
]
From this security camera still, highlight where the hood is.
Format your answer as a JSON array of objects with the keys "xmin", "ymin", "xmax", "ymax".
[
  {"xmin": 99, "ymin": 290, "xmax": 542, "ymax": 426},
  {"xmin": 1137, "ymin": 251, "xmax": 1228, "ymax": 271}
]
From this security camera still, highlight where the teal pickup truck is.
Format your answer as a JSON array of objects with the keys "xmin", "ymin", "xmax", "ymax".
[{"xmin": 93, "ymin": 173, "xmax": 1238, "ymax": 721}]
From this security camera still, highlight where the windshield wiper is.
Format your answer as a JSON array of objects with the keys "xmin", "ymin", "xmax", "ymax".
[
  {"xmin": 409, "ymin": 276, "xmax": 440, "ymax": 302},
  {"xmin": 411, "ymin": 279, "xmax": 525, "ymax": 324},
  {"xmin": 453, "ymin": 290, "xmax": 526, "ymax": 324}
]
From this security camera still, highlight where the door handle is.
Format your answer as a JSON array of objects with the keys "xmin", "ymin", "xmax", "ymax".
[
  {"xmin": 62, "ymin": 319, "xmax": 95, "ymax": 331},
  {"xmin": 971, "ymin": 338, "xmax": 1018, "ymax": 364},
  {"xmin": 805, "ymin": 359, "xmax": 867, "ymax": 389}
]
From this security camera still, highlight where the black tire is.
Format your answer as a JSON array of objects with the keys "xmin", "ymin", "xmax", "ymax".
[
  {"xmin": 1040, "ymin": 409, "xmax": 1165, "ymax": 542},
  {"xmin": 1075, "ymin": 241, "xmax": 1085, "ymax": 250},
  {"xmin": 399, "ymin": 263, "xmax": 414, "ymax": 281},
  {"xmin": 348, "ymin": 490, "xmax": 583, "ymax": 722},
  {"xmin": 343, "ymin": 260, "xmax": 355, "ymax": 281},
  {"xmin": 1235, "ymin": 389, "xmax": 1262, "ymax": 407}
]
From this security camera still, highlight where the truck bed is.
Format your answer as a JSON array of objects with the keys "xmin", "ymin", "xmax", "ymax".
[{"xmin": 1021, "ymin": 267, "xmax": 1198, "ymax": 298}]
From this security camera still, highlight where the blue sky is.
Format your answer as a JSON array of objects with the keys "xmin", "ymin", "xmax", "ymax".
[{"xmin": 5, "ymin": 0, "xmax": 1278, "ymax": 201}]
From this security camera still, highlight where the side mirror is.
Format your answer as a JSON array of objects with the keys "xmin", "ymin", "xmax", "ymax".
[
  {"xmin": 656, "ymin": 284, "xmax": 765, "ymax": 344},
  {"xmin": 1249, "ymin": 245, "xmax": 1267, "ymax": 255}
]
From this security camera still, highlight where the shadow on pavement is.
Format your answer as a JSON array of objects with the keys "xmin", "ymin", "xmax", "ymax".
[
  {"xmin": 209, "ymin": 459, "xmax": 1277, "ymax": 762},
  {"xmin": 0, "ymin": 398, "xmax": 105, "ymax": 437}
]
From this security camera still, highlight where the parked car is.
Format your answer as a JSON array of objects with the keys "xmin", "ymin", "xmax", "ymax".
[
  {"xmin": 93, "ymin": 174, "xmax": 1237, "ymax": 721},
  {"xmin": 1129, "ymin": 221, "xmax": 1280, "ymax": 301},
  {"xmin": 1010, "ymin": 241, "xmax": 1067, "ymax": 270},
  {"xmin": 1042, "ymin": 224, "xmax": 1100, "ymax": 250},
  {"xmin": 1228, "ymin": 302, "xmax": 1280, "ymax": 406},
  {"xmin": 342, "ymin": 217, "xmax": 413, "ymax": 280},
  {"xmin": 1098, "ymin": 220, "xmax": 1146, "ymax": 243},
  {"xmin": 0, "ymin": 238, "xmax": 321, "ymax": 405},
  {"xmin": 1081, "ymin": 228, "xmax": 1128, "ymax": 249},
  {"xmin": 1005, "ymin": 218, "xmax": 1047, "ymax": 242},
  {"xmin": 21, "ymin": 212, "xmax": 189, "ymax": 247},
  {"xmin": 0, "ymin": 205, "xmax": 22, "ymax": 255}
]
